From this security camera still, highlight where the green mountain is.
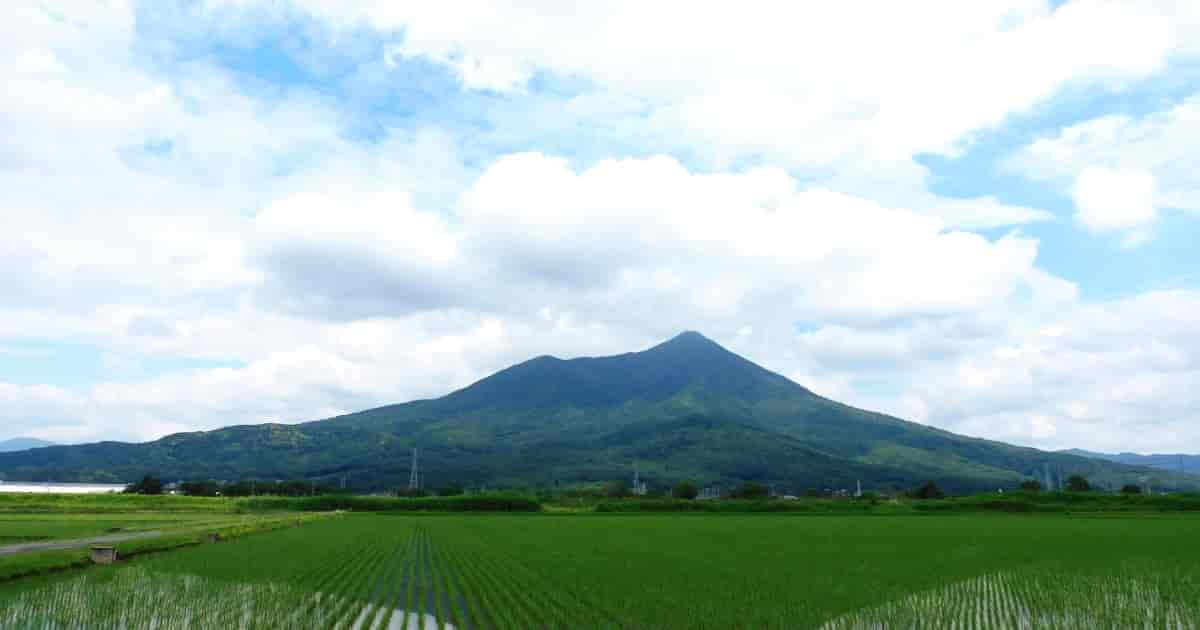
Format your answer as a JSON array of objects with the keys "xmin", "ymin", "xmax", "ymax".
[
  {"xmin": 0, "ymin": 438, "xmax": 56, "ymax": 453},
  {"xmin": 1062, "ymin": 449, "xmax": 1200, "ymax": 476},
  {"xmin": 0, "ymin": 332, "xmax": 1192, "ymax": 493}
]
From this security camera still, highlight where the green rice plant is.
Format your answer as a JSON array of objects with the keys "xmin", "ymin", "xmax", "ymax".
[
  {"xmin": 5, "ymin": 513, "xmax": 1200, "ymax": 629},
  {"xmin": 820, "ymin": 566, "xmax": 1200, "ymax": 629}
]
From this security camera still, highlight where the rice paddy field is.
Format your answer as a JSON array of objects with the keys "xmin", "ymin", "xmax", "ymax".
[{"xmin": 1, "ymin": 513, "xmax": 1198, "ymax": 628}]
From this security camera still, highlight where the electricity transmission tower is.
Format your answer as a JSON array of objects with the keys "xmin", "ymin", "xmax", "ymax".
[
  {"xmin": 408, "ymin": 448, "xmax": 420, "ymax": 490},
  {"xmin": 632, "ymin": 461, "xmax": 647, "ymax": 496}
]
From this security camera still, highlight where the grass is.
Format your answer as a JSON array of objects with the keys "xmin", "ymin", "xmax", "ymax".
[
  {"xmin": 0, "ymin": 493, "xmax": 235, "ymax": 514},
  {"xmin": 0, "ymin": 513, "xmax": 248, "ymax": 544},
  {"xmin": 236, "ymin": 493, "xmax": 542, "ymax": 512},
  {"xmin": 0, "ymin": 513, "xmax": 331, "ymax": 583},
  {"xmin": 2, "ymin": 512, "xmax": 1200, "ymax": 628}
]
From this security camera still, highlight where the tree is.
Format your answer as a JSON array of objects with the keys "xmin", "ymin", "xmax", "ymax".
[
  {"xmin": 395, "ymin": 487, "xmax": 430, "ymax": 498},
  {"xmin": 180, "ymin": 480, "xmax": 220, "ymax": 497},
  {"xmin": 910, "ymin": 481, "xmax": 944, "ymax": 500},
  {"xmin": 1019, "ymin": 479, "xmax": 1043, "ymax": 492},
  {"xmin": 604, "ymin": 479, "xmax": 631, "ymax": 498},
  {"xmin": 672, "ymin": 481, "xmax": 699, "ymax": 500},
  {"xmin": 436, "ymin": 484, "xmax": 464, "ymax": 497},
  {"xmin": 1065, "ymin": 474, "xmax": 1091, "ymax": 492},
  {"xmin": 1120, "ymin": 483, "xmax": 1142, "ymax": 495},
  {"xmin": 730, "ymin": 482, "xmax": 770, "ymax": 499},
  {"xmin": 124, "ymin": 475, "xmax": 163, "ymax": 495}
]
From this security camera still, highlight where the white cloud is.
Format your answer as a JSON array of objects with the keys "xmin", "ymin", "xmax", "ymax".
[
  {"xmin": 792, "ymin": 292, "xmax": 1200, "ymax": 454},
  {"xmin": 231, "ymin": 1, "xmax": 1194, "ymax": 193},
  {"xmin": 1, "ymin": 145, "xmax": 1067, "ymax": 443},
  {"xmin": 1007, "ymin": 94, "xmax": 1200, "ymax": 244},
  {"xmin": 1070, "ymin": 167, "xmax": 1158, "ymax": 246},
  {"xmin": 1, "ymin": 0, "xmax": 1198, "ymax": 458}
]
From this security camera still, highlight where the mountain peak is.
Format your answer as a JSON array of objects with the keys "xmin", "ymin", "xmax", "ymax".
[
  {"xmin": 435, "ymin": 329, "xmax": 804, "ymax": 413},
  {"xmin": 663, "ymin": 330, "xmax": 713, "ymax": 344},
  {"xmin": 648, "ymin": 330, "xmax": 726, "ymax": 355}
]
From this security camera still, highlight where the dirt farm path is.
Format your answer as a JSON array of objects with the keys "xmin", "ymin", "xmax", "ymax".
[{"xmin": 0, "ymin": 530, "xmax": 164, "ymax": 557}]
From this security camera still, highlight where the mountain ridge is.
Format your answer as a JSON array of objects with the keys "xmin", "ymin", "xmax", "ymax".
[
  {"xmin": 0, "ymin": 438, "xmax": 56, "ymax": 453},
  {"xmin": 1062, "ymin": 449, "xmax": 1200, "ymax": 476},
  {"xmin": 0, "ymin": 332, "xmax": 1193, "ymax": 493}
]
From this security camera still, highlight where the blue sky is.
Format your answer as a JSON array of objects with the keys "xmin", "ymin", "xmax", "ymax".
[{"xmin": 1, "ymin": 1, "xmax": 1198, "ymax": 453}]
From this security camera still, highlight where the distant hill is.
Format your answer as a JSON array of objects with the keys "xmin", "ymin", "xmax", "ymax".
[
  {"xmin": 0, "ymin": 332, "xmax": 1193, "ymax": 493},
  {"xmin": 1062, "ymin": 449, "xmax": 1200, "ymax": 476},
  {"xmin": 0, "ymin": 438, "xmax": 55, "ymax": 453}
]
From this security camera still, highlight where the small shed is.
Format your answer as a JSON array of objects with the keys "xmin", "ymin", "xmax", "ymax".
[{"xmin": 89, "ymin": 546, "xmax": 117, "ymax": 565}]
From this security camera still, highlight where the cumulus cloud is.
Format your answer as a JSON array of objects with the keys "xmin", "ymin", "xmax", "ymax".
[
  {"xmin": 201, "ymin": 1, "xmax": 1199, "ymax": 211},
  {"xmin": 253, "ymin": 191, "xmax": 463, "ymax": 320},
  {"xmin": 1070, "ymin": 167, "xmax": 1158, "ymax": 246},
  {"xmin": 908, "ymin": 290, "xmax": 1200, "ymax": 452},
  {"xmin": 1007, "ymin": 94, "xmax": 1200, "ymax": 244},
  {"xmin": 1, "ymin": 0, "xmax": 1198, "ymax": 457}
]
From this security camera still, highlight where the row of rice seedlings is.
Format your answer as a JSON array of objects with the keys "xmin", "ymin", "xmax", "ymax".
[
  {"xmin": 327, "ymin": 537, "xmax": 397, "ymax": 627},
  {"xmin": 433, "ymin": 524, "xmax": 612, "ymax": 629},
  {"xmin": 372, "ymin": 528, "xmax": 421, "ymax": 630},
  {"xmin": 440, "ymin": 532, "xmax": 531, "ymax": 629},
  {"xmin": 352, "ymin": 535, "xmax": 411, "ymax": 630},
  {"xmin": 419, "ymin": 527, "xmax": 455, "ymax": 629},
  {"xmin": 0, "ymin": 567, "xmax": 321, "ymax": 629},
  {"xmin": 438, "ymin": 533, "xmax": 503, "ymax": 629},
  {"xmin": 294, "ymin": 531, "xmax": 391, "ymax": 626},
  {"xmin": 462, "ymin": 537, "xmax": 586, "ymax": 628},
  {"xmin": 439, "ymin": 523, "xmax": 618, "ymax": 629},
  {"xmin": 408, "ymin": 525, "xmax": 454, "ymax": 630},
  {"xmin": 426, "ymin": 530, "xmax": 474, "ymax": 630},
  {"xmin": 820, "ymin": 566, "xmax": 1200, "ymax": 629},
  {"xmin": 392, "ymin": 526, "xmax": 427, "ymax": 629},
  {"xmin": 0, "ymin": 518, "xmax": 422, "ymax": 629}
]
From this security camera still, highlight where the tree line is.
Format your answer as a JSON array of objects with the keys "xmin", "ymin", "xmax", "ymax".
[{"xmin": 123, "ymin": 475, "xmax": 350, "ymax": 497}]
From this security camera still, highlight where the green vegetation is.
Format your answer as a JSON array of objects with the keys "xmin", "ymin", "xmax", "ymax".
[
  {"xmin": 822, "ymin": 567, "xmax": 1199, "ymax": 628},
  {"xmin": 0, "ymin": 513, "xmax": 229, "ymax": 544},
  {"xmin": 592, "ymin": 490, "xmax": 1200, "ymax": 514},
  {"xmin": 1066, "ymin": 474, "xmax": 1092, "ymax": 492},
  {"xmin": 2, "ymin": 513, "xmax": 1199, "ymax": 628},
  {"xmin": 0, "ymin": 493, "xmax": 235, "ymax": 514},
  {"xmin": 2, "ymin": 333, "xmax": 1192, "ymax": 494},
  {"xmin": 0, "ymin": 492, "xmax": 333, "ymax": 583},
  {"xmin": 236, "ymin": 493, "xmax": 541, "ymax": 513},
  {"xmin": 908, "ymin": 480, "xmax": 946, "ymax": 499},
  {"xmin": 0, "ymin": 513, "xmax": 330, "ymax": 582},
  {"xmin": 671, "ymin": 481, "xmax": 698, "ymax": 499},
  {"xmin": 124, "ymin": 475, "xmax": 164, "ymax": 495}
]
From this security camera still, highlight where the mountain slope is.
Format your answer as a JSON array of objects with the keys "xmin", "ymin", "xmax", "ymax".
[
  {"xmin": 0, "ymin": 332, "xmax": 1192, "ymax": 493},
  {"xmin": 1063, "ymin": 449, "xmax": 1200, "ymax": 476},
  {"xmin": 0, "ymin": 438, "xmax": 55, "ymax": 453}
]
